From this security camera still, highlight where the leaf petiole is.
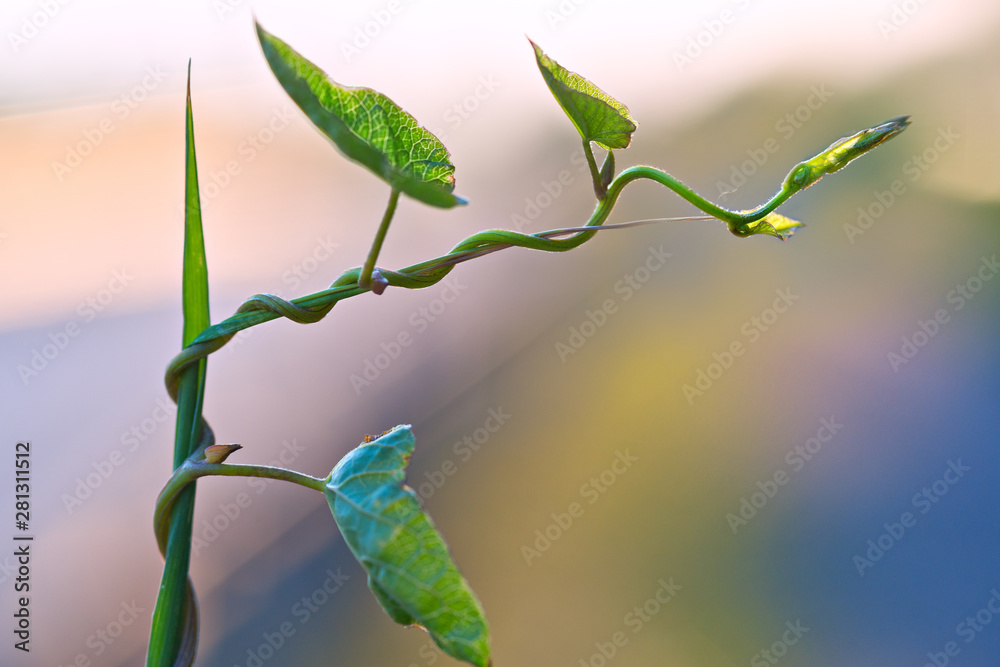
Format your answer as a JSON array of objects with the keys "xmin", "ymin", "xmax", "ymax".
[
  {"xmin": 582, "ymin": 141, "xmax": 606, "ymax": 199},
  {"xmin": 359, "ymin": 188, "xmax": 401, "ymax": 289},
  {"xmin": 155, "ymin": 458, "xmax": 327, "ymax": 557}
]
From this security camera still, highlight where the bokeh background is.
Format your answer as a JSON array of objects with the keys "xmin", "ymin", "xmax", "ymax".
[{"xmin": 2, "ymin": 1, "xmax": 999, "ymax": 665}]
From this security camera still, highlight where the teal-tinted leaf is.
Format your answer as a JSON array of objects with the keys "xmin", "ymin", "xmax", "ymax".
[
  {"xmin": 255, "ymin": 22, "xmax": 464, "ymax": 209},
  {"xmin": 369, "ymin": 577, "xmax": 416, "ymax": 626},
  {"xmin": 325, "ymin": 426, "xmax": 490, "ymax": 667},
  {"xmin": 182, "ymin": 60, "xmax": 210, "ymax": 347},
  {"xmin": 530, "ymin": 39, "xmax": 637, "ymax": 149},
  {"xmin": 730, "ymin": 212, "xmax": 804, "ymax": 241}
]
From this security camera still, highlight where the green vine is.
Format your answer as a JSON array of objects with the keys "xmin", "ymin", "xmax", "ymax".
[
  {"xmin": 147, "ymin": 21, "xmax": 909, "ymax": 667},
  {"xmin": 163, "ymin": 123, "xmax": 908, "ymax": 401}
]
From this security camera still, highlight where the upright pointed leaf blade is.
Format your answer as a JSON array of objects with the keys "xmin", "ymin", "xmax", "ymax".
[
  {"xmin": 148, "ymin": 62, "xmax": 209, "ymax": 667},
  {"xmin": 325, "ymin": 426, "xmax": 491, "ymax": 667},
  {"xmin": 182, "ymin": 60, "xmax": 210, "ymax": 346},
  {"xmin": 530, "ymin": 39, "xmax": 637, "ymax": 149},
  {"xmin": 256, "ymin": 21, "xmax": 464, "ymax": 209}
]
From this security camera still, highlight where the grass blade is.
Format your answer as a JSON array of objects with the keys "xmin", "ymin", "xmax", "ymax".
[{"xmin": 147, "ymin": 60, "xmax": 210, "ymax": 667}]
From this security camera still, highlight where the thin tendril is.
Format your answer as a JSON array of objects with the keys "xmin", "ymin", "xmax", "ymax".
[{"xmin": 163, "ymin": 164, "xmax": 794, "ymax": 400}]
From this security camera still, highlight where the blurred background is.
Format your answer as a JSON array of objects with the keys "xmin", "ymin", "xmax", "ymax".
[{"xmin": 2, "ymin": 1, "xmax": 999, "ymax": 665}]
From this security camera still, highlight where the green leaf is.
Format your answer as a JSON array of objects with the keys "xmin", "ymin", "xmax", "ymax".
[
  {"xmin": 325, "ymin": 426, "xmax": 491, "ymax": 667},
  {"xmin": 255, "ymin": 22, "xmax": 464, "ymax": 209},
  {"xmin": 730, "ymin": 212, "xmax": 804, "ymax": 241},
  {"xmin": 530, "ymin": 39, "xmax": 637, "ymax": 150},
  {"xmin": 181, "ymin": 60, "xmax": 210, "ymax": 347}
]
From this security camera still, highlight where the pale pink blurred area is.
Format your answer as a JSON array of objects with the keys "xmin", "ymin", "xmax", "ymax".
[
  {"xmin": 3, "ymin": 1, "xmax": 1000, "ymax": 666},
  {"xmin": 3, "ymin": 0, "xmax": 1000, "ymax": 328}
]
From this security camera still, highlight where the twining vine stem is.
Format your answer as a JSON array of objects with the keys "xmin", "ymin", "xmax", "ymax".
[
  {"xmin": 162, "ymin": 163, "xmax": 797, "ymax": 403},
  {"xmin": 155, "ymin": 458, "xmax": 326, "ymax": 558}
]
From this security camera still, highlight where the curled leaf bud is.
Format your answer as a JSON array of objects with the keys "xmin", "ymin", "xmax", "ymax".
[
  {"xmin": 783, "ymin": 116, "xmax": 911, "ymax": 194},
  {"xmin": 204, "ymin": 443, "xmax": 242, "ymax": 464}
]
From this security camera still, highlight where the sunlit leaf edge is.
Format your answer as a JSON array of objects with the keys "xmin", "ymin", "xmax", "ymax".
[
  {"xmin": 256, "ymin": 21, "xmax": 465, "ymax": 208},
  {"xmin": 530, "ymin": 39, "xmax": 637, "ymax": 150}
]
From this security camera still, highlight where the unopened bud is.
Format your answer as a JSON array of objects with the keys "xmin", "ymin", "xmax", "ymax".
[
  {"xmin": 204, "ymin": 444, "xmax": 242, "ymax": 464},
  {"xmin": 784, "ymin": 116, "xmax": 911, "ymax": 193}
]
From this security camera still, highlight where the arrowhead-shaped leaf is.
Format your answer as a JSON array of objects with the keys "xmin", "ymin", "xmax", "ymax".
[
  {"xmin": 325, "ymin": 426, "xmax": 490, "ymax": 667},
  {"xmin": 730, "ymin": 212, "xmax": 804, "ymax": 241},
  {"xmin": 256, "ymin": 22, "xmax": 464, "ymax": 208},
  {"xmin": 530, "ymin": 39, "xmax": 637, "ymax": 149}
]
